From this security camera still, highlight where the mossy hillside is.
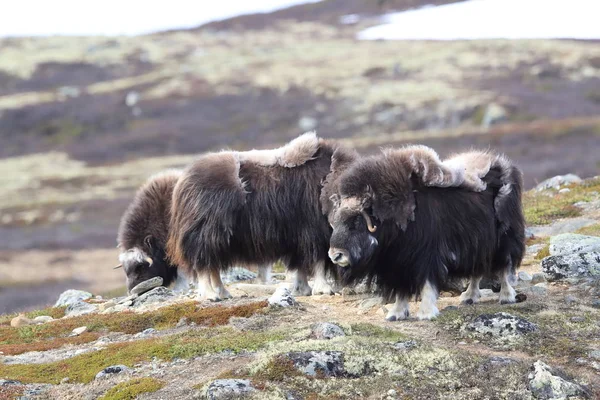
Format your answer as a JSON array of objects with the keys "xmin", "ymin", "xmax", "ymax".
[
  {"xmin": 98, "ymin": 377, "xmax": 165, "ymax": 400},
  {"xmin": 0, "ymin": 301, "xmax": 267, "ymax": 355},
  {"xmin": 0, "ymin": 327, "xmax": 287, "ymax": 384},
  {"xmin": 523, "ymin": 177, "xmax": 600, "ymax": 225}
]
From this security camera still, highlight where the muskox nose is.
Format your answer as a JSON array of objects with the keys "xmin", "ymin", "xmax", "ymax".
[{"xmin": 328, "ymin": 248, "xmax": 350, "ymax": 266}]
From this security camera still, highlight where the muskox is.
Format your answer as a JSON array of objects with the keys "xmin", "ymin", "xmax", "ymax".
[
  {"xmin": 116, "ymin": 170, "xmax": 190, "ymax": 293},
  {"xmin": 325, "ymin": 147, "xmax": 525, "ymax": 321}
]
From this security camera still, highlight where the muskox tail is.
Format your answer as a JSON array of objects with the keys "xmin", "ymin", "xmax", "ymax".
[{"xmin": 490, "ymin": 156, "xmax": 526, "ymax": 275}]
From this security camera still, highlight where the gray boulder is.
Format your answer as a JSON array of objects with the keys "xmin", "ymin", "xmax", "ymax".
[
  {"xmin": 528, "ymin": 360, "xmax": 588, "ymax": 399},
  {"xmin": 205, "ymin": 379, "xmax": 255, "ymax": 400},
  {"xmin": 287, "ymin": 351, "xmax": 345, "ymax": 377},
  {"xmin": 55, "ymin": 290, "xmax": 92, "ymax": 307},
  {"xmin": 464, "ymin": 313, "xmax": 537, "ymax": 342},
  {"xmin": 535, "ymin": 174, "xmax": 582, "ymax": 191},
  {"xmin": 133, "ymin": 286, "xmax": 174, "ymax": 307},
  {"xmin": 65, "ymin": 301, "xmax": 98, "ymax": 317},
  {"xmin": 95, "ymin": 365, "xmax": 130, "ymax": 380},
  {"xmin": 311, "ymin": 322, "xmax": 345, "ymax": 340},
  {"xmin": 268, "ymin": 287, "xmax": 297, "ymax": 307},
  {"xmin": 221, "ymin": 267, "xmax": 257, "ymax": 284},
  {"xmin": 548, "ymin": 234, "xmax": 600, "ymax": 256},
  {"xmin": 130, "ymin": 277, "xmax": 163, "ymax": 296},
  {"xmin": 542, "ymin": 253, "xmax": 600, "ymax": 281}
]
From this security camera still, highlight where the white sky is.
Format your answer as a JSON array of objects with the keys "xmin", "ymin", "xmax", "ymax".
[
  {"xmin": 0, "ymin": 0, "xmax": 321, "ymax": 37},
  {"xmin": 359, "ymin": 0, "xmax": 600, "ymax": 40}
]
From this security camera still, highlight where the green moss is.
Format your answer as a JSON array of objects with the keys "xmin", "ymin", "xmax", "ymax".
[
  {"xmin": 349, "ymin": 323, "xmax": 407, "ymax": 342},
  {"xmin": 575, "ymin": 223, "xmax": 600, "ymax": 237},
  {"xmin": 523, "ymin": 177, "xmax": 600, "ymax": 225},
  {"xmin": 535, "ymin": 244, "xmax": 550, "ymax": 260},
  {"xmin": 0, "ymin": 327, "xmax": 287, "ymax": 384},
  {"xmin": 99, "ymin": 377, "xmax": 164, "ymax": 400},
  {"xmin": 254, "ymin": 356, "xmax": 301, "ymax": 382}
]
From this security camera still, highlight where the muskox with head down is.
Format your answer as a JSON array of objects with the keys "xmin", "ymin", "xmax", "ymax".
[
  {"xmin": 116, "ymin": 170, "xmax": 191, "ymax": 293},
  {"xmin": 324, "ymin": 147, "xmax": 525, "ymax": 321}
]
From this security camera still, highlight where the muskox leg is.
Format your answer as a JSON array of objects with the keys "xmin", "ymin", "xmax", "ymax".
[
  {"xmin": 311, "ymin": 261, "xmax": 335, "ymax": 295},
  {"xmin": 459, "ymin": 276, "xmax": 482, "ymax": 305},
  {"xmin": 210, "ymin": 269, "xmax": 232, "ymax": 300},
  {"xmin": 196, "ymin": 269, "xmax": 221, "ymax": 302},
  {"xmin": 257, "ymin": 264, "xmax": 272, "ymax": 284},
  {"xmin": 499, "ymin": 268, "xmax": 517, "ymax": 304},
  {"xmin": 385, "ymin": 294, "xmax": 409, "ymax": 321},
  {"xmin": 416, "ymin": 280, "xmax": 440, "ymax": 320},
  {"xmin": 172, "ymin": 271, "xmax": 191, "ymax": 293},
  {"xmin": 291, "ymin": 269, "xmax": 312, "ymax": 296}
]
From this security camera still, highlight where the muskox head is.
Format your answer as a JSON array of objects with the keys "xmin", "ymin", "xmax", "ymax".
[
  {"xmin": 115, "ymin": 238, "xmax": 174, "ymax": 293},
  {"xmin": 327, "ymin": 191, "xmax": 380, "ymax": 269}
]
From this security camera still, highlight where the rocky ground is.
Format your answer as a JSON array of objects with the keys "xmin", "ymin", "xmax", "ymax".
[{"xmin": 0, "ymin": 175, "xmax": 599, "ymax": 399}]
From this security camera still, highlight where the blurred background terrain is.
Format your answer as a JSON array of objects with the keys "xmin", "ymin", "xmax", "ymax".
[{"xmin": 1, "ymin": 0, "xmax": 600, "ymax": 313}]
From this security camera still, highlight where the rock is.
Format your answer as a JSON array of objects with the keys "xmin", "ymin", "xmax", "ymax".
[
  {"xmin": 549, "ymin": 234, "xmax": 600, "ymax": 256},
  {"xmin": 541, "ymin": 252, "xmax": 600, "ymax": 281},
  {"xmin": 443, "ymin": 305, "xmax": 458, "ymax": 311},
  {"xmin": 205, "ymin": 379, "xmax": 255, "ymax": 399},
  {"xmin": 464, "ymin": 313, "xmax": 537, "ymax": 342},
  {"xmin": 133, "ymin": 286, "xmax": 174, "ymax": 307},
  {"xmin": 221, "ymin": 267, "xmax": 257, "ymax": 284},
  {"xmin": 393, "ymin": 340, "xmax": 417, "ymax": 351},
  {"xmin": 10, "ymin": 315, "xmax": 33, "ymax": 328},
  {"xmin": 358, "ymin": 297, "xmax": 382, "ymax": 309},
  {"xmin": 340, "ymin": 14, "xmax": 360, "ymax": 25},
  {"xmin": 527, "ymin": 244, "xmax": 546, "ymax": 256},
  {"xmin": 531, "ymin": 273, "xmax": 547, "ymax": 285},
  {"xmin": 98, "ymin": 300, "xmax": 116, "ymax": 311},
  {"xmin": 0, "ymin": 379, "xmax": 22, "ymax": 386},
  {"xmin": 95, "ymin": 365, "xmax": 130, "ymax": 380},
  {"xmin": 125, "ymin": 91, "xmax": 139, "ymax": 107},
  {"xmin": 558, "ymin": 188, "xmax": 571, "ymax": 194},
  {"xmin": 528, "ymin": 360, "xmax": 587, "ymax": 399},
  {"xmin": 268, "ymin": 287, "xmax": 297, "ymax": 307},
  {"xmin": 570, "ymin": 316, "xmax": 585, "ymax": 323},
  {"xmin": 130, "ymin": 277, "xmax": 163, "ymax": 296},
  {"xmin": 55, "ymin": 290, "xmax": 92, "ymax": 307},
  {"xmin": 286, "ymin": 351, "xmax": 345, "ymax": 377},
  {"xmin": 519, "ymin": 271, "xmax": 533, "ymax": 282},
  {"xmin": 32, "ymin": 316, "xmax": 54, "ymax": 324},
  {"xmin": 535, "ymin": 174, "xmax": 582, "ymax": 191},
  {"xmin": 564, "ymin": 295, "xmax": 577, "ymax": 305},
  {"xmin": 591, "ymin": 299, "xmax": 600, "ymax": 309},
  {"xmin": 481, "ymin": 103, "xmax": 508, "ymax": 129},
  {"xmin": 529, "ymin": 218, "xmax": 597, "ymax": 237},
  {"xmin": 298, "ymin": 116, "xmax": 317, "ymax": 131},
  {"xmin": 312, "ymin": 322, "xmax": 345, "ymax": 340},
  {"xmin": 118, "ymin": 295, "xmax": 137, "ymax": 305},
  {"xmin": 71, "ymin": 326, "xmax": 87, "ymax": 336},
  {"xmin": 65, "ymin": 301, "xmax": 98, "ymax": 317},
  {"xmin": 530, "ymin": 283, "xmax": 548, "ymax": 296}
]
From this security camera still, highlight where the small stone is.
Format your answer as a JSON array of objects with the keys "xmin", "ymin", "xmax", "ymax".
[
  {"xmin": 65, "ymin": 301, "xmax": 98, "ymax": 317},
  {"xmin": 286, "ymin": 351, "xmax": 345, "ymax": 377},
  {"xmin": 60, "ymin": 377, "xmax": 70, "ymax": 384},
  {"xmin": 387, "ymin": 389, "xmax": 398, "ymax": 397},
  {"xmin": 130, "ymin": 277, "xmax": 163, "ymax": 296},
  {"xmin": 205, "ymin": 379, "xmax": 255, "ymax": 399},
  {"xmin": 591, "ymin": 299, "xmax": 600, "ymax": 309},
  {"xmin": 464, "ymin": 313, "xmax": 537, "ymax": 342},
  {"xmin": 589, "ymin": 350, "xmax": 600, "ymax": 360},
  {"xmin": 55, "ymin": 290, "xmax": 92, "ymax": 307},
  {"xmin": 268, "ymin": 287, "xmax": 297, "ymax": 307},
  {"xmin": 564, "ymin": 295, "xmax": 577, "ymax": 305},
  {"xmin": 133, "ymin": 286, "xmax": 174, "ymax": 307},
  {"xmin": 535, "ymin": 174, "xmax": 582, "ymax": 191},
  {"xmin": 530, "ymin": 283, "xmax": 548, "ymax": 296},
  {"xmin": 312, "ymin": 322, "xmax": 345, "ymax": 340},
  {"xmin": 10, "ymin": 315, "xmax": 33, "ymax": 328},
  {"xmin": 570, "ymin": 316, "xmax": 585, "ymax": 323},
  {"xmin": 528, "ymin": 360, "xmax": 587, "ymax": 399},
  {"xmin": 358, "ymin": 297, "xmax": 382, "ymax": 309},
  {"xmin": 531, "ymin": 273, "xmax": 547, "ymax": 285},
  {"xmin": 98, "ymin": 300, "xmax": 116, "ymax": 311},
  {"xmin": 518, "ymin": 271, "xmax": 533, "ymax": 282},
  {"xmin": 71, "ymin": 326, "xmax": 87, "ymax": 336},
  {"xmin": 0, "ymin": 379, "xmax": 23, "ymax": 386},
  {"xmin": 33, "ymin": 316, "xmax": 54, "ymax": 324},
  {"xmin": 443, "ymin": 305, "xmax": 458, "ymax": 311},
  {"xmin": 558, "ymin": 188, "xmax": 571, "ymax": 193},
  {"xmin": 95, "ymin": 365, "xmax": 130, "ymax": 380},
  {"xmin": 393, "ymin": 340, "xmax": 417, "ymax": 351}
]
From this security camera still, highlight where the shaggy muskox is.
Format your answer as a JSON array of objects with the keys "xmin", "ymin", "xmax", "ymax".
[
  {"xmin": 116, "ymin": 170, "xmax": 190, "ymax": 293},
  {"xmin": 325, "ymin": 147, "xmax": 525, "ymax": 321}
]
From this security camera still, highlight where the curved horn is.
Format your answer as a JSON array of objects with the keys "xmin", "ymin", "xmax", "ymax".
[
  {"xmin": 145, "ymin": 257, "xmax": 153, "ymax": 267},
  {"xmin": 113, "ymin": 264, "xmax": 123, "ymax": 269},
  {"xmin": 361, "ymin": 210, "xmax": 377, "ymax": 233}
]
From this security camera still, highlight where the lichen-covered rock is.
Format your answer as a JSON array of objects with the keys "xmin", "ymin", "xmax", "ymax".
[
  {"xmin": 95, "ymin": 365, "xmax": 130, "ymax": 380},
  {"xmin": 528, "ymin": 360, "xmax": 588, "ymax": 399},
  {"xmin": 535, "ymin": 174, "xmax": 582, "ymax": 191},
  {"xmin": 130, "ymin": 277, "xmax": 163, "ymax": 296},
  {"xmin": 542, "ymin": 252, "xmax": 600, "ymax": 281},
  {"xmin": 519, "ymin": 271, "xmax": 533, "ymax": 282},
  {"xmin": 205, "ymin": 379, "xmax": 255, "ymax": 399},
  {"xmin": 268, "ymin": 287, "xmax": 297, "ymax": 307},
  {"xmin": 287, "ymin": 351, "xmax": 345, "ymax": 377},
  {"xmin": 32, "ymin": 316, "xmax": 54, "ymax": 324},
  {"xmin": 532, "ymin": 273, "xmax": 547, "ymax": 285},
  {"xmin": 312, "ymin": 322, "xmax": 345, "ymax": 340},
  {"xmin": 393, "ymin": 340, "xmax": 417, "ymax": 351},
  {"xmin": 55, "ymin": 290, "xmax": 92, "ymax": 307},
  {"xmin": 71, "ymin": 326, "xmax": 87, "ymax": 336},
  {"xmin": 464, "ymin": 313, "xmax": 537, "ymax": 343},
  {"xmin": 65, "ymin": 301, "xmax": 98, "ymax": 317},
  {"xmin": 132, "ymin": 286, "xmax": 174, "ymax": 307},
  {"xmin": 10, "ymin": 315, "xmax": 33, "ymax": 327},
  {"xmin": 549, "ymin": 234, "xmax": 600, "ymax": 256},
  {"xmin": 221, "ymin": 267, "xmax": 257, "ymax": 284}
]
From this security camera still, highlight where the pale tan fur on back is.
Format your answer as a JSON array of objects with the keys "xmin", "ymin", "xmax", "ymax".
[
  {"xmin": 235, "ymin": 131, "xmax": 319, "ymax": 168},
  {"xmin": 443, "ymin": 151, "xmax": 493, "ymax": 192}
]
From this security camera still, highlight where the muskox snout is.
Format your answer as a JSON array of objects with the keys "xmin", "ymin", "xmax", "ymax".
[{"xmin": 328, "ymin": 248, "xmax": 350, "ymax": 267}]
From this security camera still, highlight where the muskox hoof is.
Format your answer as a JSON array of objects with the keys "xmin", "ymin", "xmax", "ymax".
[
  {"xmin": 292, "ymin": 284, "xmax": 312, "ymax": 297},
  {"xmin": 459, "ymin": 291, "xmax": 481, "ymax": 305},
  {"xmin": 416, "ymin": 308, "xmax": 439, "ymax": 321},
  {"xmin": 217, "ymin": 287, "xmax": 233, "ymax": 300},
  {"xmin": 462, "ymin": 298, "xmax": 474, "ymax": 306},
  {"xmin": 311, "ymin": 282, "xmax": 335, "ymax": 296},
  {"xmin": 385, "ymin": 309, "xmax": 409, "ymax": 322}
]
